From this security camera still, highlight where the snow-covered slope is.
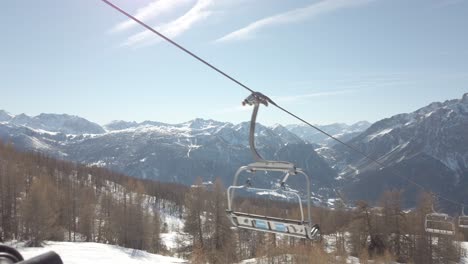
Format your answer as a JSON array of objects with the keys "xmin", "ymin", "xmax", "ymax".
[
  {"xmin": 286, "ymin": 121, "xmax": 371, "ymax": 146},
  {"xmin": 337, "ymin": 93, "xmax": 468, "ymax": 176},
  {"xmin": 460, "ymin": 242, "xmax": 468, "ymax": 264},
  {"xmin": 334, "ymin": 93, "xmax": 468, "ymax": 208},
  {"xmin": 16, "ymin": 241, "xmax": 185, "ymax": 264}
]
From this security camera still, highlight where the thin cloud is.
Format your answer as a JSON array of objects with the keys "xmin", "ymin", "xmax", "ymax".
[
  {"xmin": 122, "ymin": 0, "xmax": 214, "ymax": 47},
  {"xmin": 272, "ymin": 89, "xmax": 355, "ymax": 103},
  {"xmin": 216, "ymin": 0, "xmax": 375, "ymax": 43},
  {"xmin": 219, "ymin": 90, "xmax": 354, "ymax": 114},
  {"xmin": 431, "ymin": 0, "xmax": 467, "ymax": 9},
  {"xmin": 110, "ymin": 0, "xmax": 195, "ymax": 33}
]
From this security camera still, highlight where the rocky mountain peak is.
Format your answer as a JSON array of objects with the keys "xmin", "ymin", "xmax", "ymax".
[
  {"xmin": 4, "ymin": 112, "xmax": 105, "ymax": 135},
  {"xmin": 462, "ymin": 92, "xmax": 468, "ymax": 103},
  {"xmin": 0, "ymin": 110, "xmax": 13, "ymax": 122}
]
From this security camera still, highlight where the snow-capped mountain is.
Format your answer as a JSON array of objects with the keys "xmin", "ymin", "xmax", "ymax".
[
  {"xmin": 0, "ymin": 110, "xmax": 13, "ymax": 122},
  {"xmin": 0, "ymin": 112, "xmax": 337, "ymax": 201},
  {"xmin": 286, "ymin": 121, "xmax": 371, "ymax": 146},
  {"xmin": 3, "ymin": 112, "xmax": 105, "ymax": 134},
  {"xmin": 2, "ymin": 93, "xmax": 467, "ymax": 208},
  {"xmin": 334, "ymin": 93, "xmax": 468, "ymax": 209}
]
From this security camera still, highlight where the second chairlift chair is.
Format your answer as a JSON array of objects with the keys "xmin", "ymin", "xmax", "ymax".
[
  {"xmin": 425, "ymin": 202, "xmax": 455, "ymax": 236},
  {"xmin": 459, "ymin": 206, "xmax": 468, "ymax": 229},
  {"xmin": 225, "ymin": 92, "xmax": 321, "ymax": 240}
]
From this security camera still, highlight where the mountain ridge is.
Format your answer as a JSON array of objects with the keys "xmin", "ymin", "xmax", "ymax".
[
  {"xmin": 0, "ymin": 111, "xmax": 348, "ymax": 202},
  {"xmin": 333, "ymin": 93, "xmax": 468, "ymax": 209},
  {"xmin": 3, "ymin": 93, "xmax": 467, "ymax": 208}
]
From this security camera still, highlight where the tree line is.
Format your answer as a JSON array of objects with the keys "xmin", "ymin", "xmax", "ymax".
[
  {"xmin": 0, "ymin": 140, "xmax": 187, "ymax": 253},
  {"xmin": 1, "ymin": 140, "xmax": 465, "ymax": 263},
  {"xmin": 181, "ymin": 182, "xmax": 464, "ymax": 263}
]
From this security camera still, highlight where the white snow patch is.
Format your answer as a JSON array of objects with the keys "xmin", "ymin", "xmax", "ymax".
[
  {"xmin": 443, "ymin": 155, "xmax": 461, "ymax": 171},
  {"xmin": 256, "ymin": 191, "xmax": 288, "ymax": 198},
  {"xmin": 460, "ymin": 242, "xmax": 468, "ymax": 264},
  {"xmin": 424, "ymin": 110, "xmax": 435, "ymax": 118},
  {"xmin": 161, "ymin": 232, "xmax": 190, "ymax": 251},
  {"xmin": 89, "ymin": 160, "xmax": 106, "ymax": 167},
  {"xmin": 28, "ymin": 137, "xmax": 51, "ymax": 150},
  {"xmin": 17, "ymin": 241, "xmax": 186, "ymax": 264},
  {"xmin": 366, "ymin": 128, "xmax": 393, "ymax": 141},
  {"xmin": 348, "ymin": 165, "xmax": 359, "ymax": 175},
  {"xmin": 27, "ymin": 127, "xmax": 60, "ymax": 135},
  {"xmin": 186, "ymin": 144, "xmax": 201, "ymax": 158}
]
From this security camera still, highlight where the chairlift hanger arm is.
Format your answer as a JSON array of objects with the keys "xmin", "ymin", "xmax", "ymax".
[
  {"xmin": 242, "ymin": 93, "xmax": 297, "ymax": 173},
  {"xmin": 242, "ymin": 92, "xmax": 272, "ymax": 163}
]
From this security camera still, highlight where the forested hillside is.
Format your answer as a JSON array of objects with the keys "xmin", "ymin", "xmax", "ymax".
[
  {"xmin": 0, "ymin": 140, "xmax": 186, "ymax": 252},
  {"xmin": 1, "ymin": 140, "xmax": 467, "ymax": 263}
]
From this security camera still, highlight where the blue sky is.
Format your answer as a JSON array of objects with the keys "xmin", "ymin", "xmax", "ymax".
[{"xmin": 1, "ymin": 0, "xmax": 467, "ymax": 126}]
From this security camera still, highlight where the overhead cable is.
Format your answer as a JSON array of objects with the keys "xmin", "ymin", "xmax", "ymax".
[{"xmin": 100, "ymin": 0, "xmax": 464, "ymax": 208}]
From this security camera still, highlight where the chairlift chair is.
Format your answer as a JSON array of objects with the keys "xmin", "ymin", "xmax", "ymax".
[
  {"xmin": 459, "ymin": 206, "xmax": 468, "ymax": 229},
  {"xmin": 225, "ymin": 92, "xmax": 320, "ymax": 240},
  {"xmin": 424, "ymin": 204, "xmax": 455, "ymax": 236}
]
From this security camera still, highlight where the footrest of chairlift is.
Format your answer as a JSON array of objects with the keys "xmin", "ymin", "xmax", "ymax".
[
  {"xmin": 247, "ymin": 161, "xmax": 297, "ymax": 173},
  {"xmin": 226, "ymin": 210, "xmax": 318, "ymax": 239}
]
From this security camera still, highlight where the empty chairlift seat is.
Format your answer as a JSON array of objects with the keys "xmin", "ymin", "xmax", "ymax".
[
  {"xmin": 425, "ymin": 213, "xmax": 455, "ymax": 235},
  {"xmin": 226, "ymin": 92, "xmax": 321, "ymax": 241},
  {"xmin": 459, "ymin": 207, "xmax": 468, "ymax": 229},
  {"xmin": 459, "ymin": 216, "xmax": 468, "ymax": 229},
  {"xmin": 226, "ymin": 163, "xmax": 321, "ymax": 240}
]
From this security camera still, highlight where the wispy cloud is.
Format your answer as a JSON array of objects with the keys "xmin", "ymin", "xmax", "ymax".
[
  {"xmin": 216, "ymin": 0, "xmax": 375, "ymax": 43},
  {"xmin": 110, "ymin": 0, "xmax": 195, "ymax": 33},
  {"xmin": 121, "ymin": 0, "xmax": 214, "ymax": 47},
  {"xmin": 218, "ymin": 89, "xmax": 354, "ymax": 114},
  {"xmin": 272, "ymin": 89, "xmax": 355, "ymax": 103},
  {"xmin": 431, "ymin": 0, "xmax": 467, "ymax": 9}
]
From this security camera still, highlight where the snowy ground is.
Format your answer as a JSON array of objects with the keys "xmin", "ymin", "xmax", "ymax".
[
  {"xmin": 16, "ymin": 241, "xmax": 186, "ymax": 264},
  {"xmin": 460, "ymin": 242, "xmax": 468, "ymax": 264},
  {"xmin": 4, "ymin": 200, "xmax": 190, "ymax": 264},
  {"xmin": 239, "ymin": 255, "xmax": 361, "ymax": 264},
  {"xmin": 7, "ymin": 240, "xmax": 466, "ymax": 264},
  {"xmin": 160, "ymin": 211, "xmax": 191, "ymax": 252}
]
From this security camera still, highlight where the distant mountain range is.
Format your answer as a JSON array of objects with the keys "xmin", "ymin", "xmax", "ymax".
[
  {"xmin": 1, "ymin": 93, "xmax": 467, "ymax": 209},
  {"xmin": 0, "ymin": 111, "xmax": 366, "ymax": 203},
  {"xmin": 0, "ymin": 111, "xmax": 105, "ymax": 134}
]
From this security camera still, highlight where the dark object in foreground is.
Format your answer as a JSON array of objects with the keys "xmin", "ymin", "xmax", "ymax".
[{"xmin": 0, "ymin": 245, "xmax": 63, "ymax": 264}]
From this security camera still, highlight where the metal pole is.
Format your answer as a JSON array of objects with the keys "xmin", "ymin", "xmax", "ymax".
[
  {"xmin": 297, "ymin": 170, "xmax": 312, "ymax": 225},
  {"xmin": 249, "ymin": 103, "xmax": 264, "ymax": 162},
  {"xmin": 228, "ymin": 166, "xmax": 249, "ymax": 211}
]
